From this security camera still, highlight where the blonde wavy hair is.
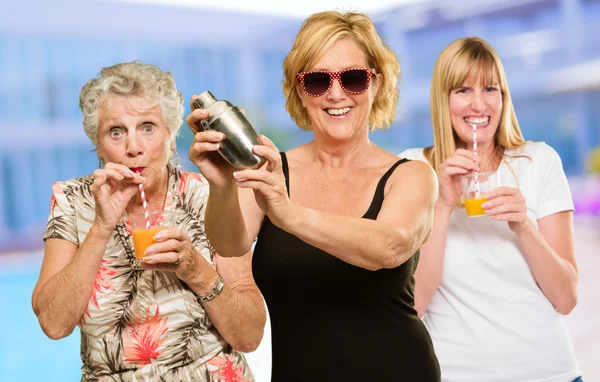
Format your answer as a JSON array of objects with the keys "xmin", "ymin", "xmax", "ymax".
[
  {"xmin": 424, "ymin": 37, "xmax": 527, "ymax": 172},
  {"xmin": 79, "ymin": 61, "xmax": 184, "ymax": 147},
  {"xmin": 282, "ymin": 11, "xmax": 400, "ymax": 131}
]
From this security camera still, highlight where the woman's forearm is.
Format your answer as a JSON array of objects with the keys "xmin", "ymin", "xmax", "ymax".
[
  {"xmin": 187, "ymin": 262, "xmax": 266, "ymax": 352},
  {"xmin": 517, "ymin": 220, "xmax": 578, "ymax": 314},
  {"xmin": 201, "ymin": 284, "xmax": 266, "ymax": 352},
  {"xmin": 413, "ymin": 203, "xmax": 453, "ymax": 317},
  {"xmin": 281, "ymin": 205, "xmax": 430, "ymax": 271},
  {"xmin": 32, "ymin": 224, "xmax": 111, "ymax": 339},
  {"xmin": 205, "ymin": 184, "xmax": 251, "ymax": 257}
]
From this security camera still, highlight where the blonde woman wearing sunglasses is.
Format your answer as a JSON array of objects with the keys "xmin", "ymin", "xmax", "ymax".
[{"xmin": 187, "ymin": 10, "xmax": 440, "ymax": 382}]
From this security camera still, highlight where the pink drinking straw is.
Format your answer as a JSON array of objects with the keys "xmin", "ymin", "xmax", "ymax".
[
  {"xmin": 136, "ymin": 171, "xmax": 150, "ymax": 229},
  {"xmin": 471, "ymin": 124, "xmax": 480, "ymax": 198}
]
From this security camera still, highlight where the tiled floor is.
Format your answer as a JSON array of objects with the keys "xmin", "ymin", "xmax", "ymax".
[{"xmin": 1, "ymin": 215, "xmax": 598, "ymax": 381}]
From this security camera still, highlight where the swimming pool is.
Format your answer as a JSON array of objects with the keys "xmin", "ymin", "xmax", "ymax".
[{"xmin": 0, "ymin": 264, "xmax": 81, "ymax": 381}]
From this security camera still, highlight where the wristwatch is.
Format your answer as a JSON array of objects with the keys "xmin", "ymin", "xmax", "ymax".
[{"xmin": 199, "ymin": 275, "xmax": 225, "ymax": 303}]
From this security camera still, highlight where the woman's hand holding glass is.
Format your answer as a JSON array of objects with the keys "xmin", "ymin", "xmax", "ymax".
[
  {"xmin": 482, "ymin": 187, "xmax": 530, "ymax": 232},
  {"xmin": 437, "ymin": 149, "xmax": 478, "ymax": 208},
  {"xmin": 90, "ymin": 163, "xmax": 143, "ymax": 233},
  {"xmin": 141, "ymin": 227, "xmax": 209, "ymax": 282},
  {"xmin": 233, "ymin": 135, "xmax": 294, "ymax": 229}
]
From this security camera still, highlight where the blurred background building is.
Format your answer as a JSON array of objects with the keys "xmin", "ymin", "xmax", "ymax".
[{"xmin": 0, "ymin": 0, "xmax": 598, "ymax": 381}]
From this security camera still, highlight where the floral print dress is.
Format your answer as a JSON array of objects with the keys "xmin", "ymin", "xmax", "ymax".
[{"xmin": 44, "ymin": 165, "xmax": 254, "ymax": 382}]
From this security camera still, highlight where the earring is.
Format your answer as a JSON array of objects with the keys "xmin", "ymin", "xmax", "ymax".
[
  {"xmin": 98, "ymin": 159, "xmax": 104, "ymax": 169},
  {"xmin": 170, "ymin": 150, "xmax": 182, "ymax": 170}
]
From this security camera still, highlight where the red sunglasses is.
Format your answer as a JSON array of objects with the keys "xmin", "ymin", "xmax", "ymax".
[{"xmin": 297, "ymin": 68, "xmax": 377, "ymax": 97}]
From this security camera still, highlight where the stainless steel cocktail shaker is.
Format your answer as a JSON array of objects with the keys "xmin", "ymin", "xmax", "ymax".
[{"xmin": 192, "ymin": 91, "xmax": 266, "ymax": 170}]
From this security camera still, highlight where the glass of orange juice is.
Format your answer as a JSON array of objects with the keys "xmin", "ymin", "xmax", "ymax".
[
  {"xmin": 461, "ymin": 171, "xmax": 498, "ymax": 217},
  {"xmin": 128, "ymin": 210, "xmax": 174, "ymax": 269}
]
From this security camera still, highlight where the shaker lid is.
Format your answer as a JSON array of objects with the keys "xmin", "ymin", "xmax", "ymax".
[{"xmin": 192, "ymin": 91, "xmax": 217, "ymax": 110}]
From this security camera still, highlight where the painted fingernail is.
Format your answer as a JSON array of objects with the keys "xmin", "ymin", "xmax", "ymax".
[{"xmin": 481, "ymin": 202, "xmax": 490, "ymax": 208}]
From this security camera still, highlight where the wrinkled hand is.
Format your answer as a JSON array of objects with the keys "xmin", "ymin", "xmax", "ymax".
[
  {"xmin": 232, "ymin": 135, "xmax": 293, "ymax": 228},
  {"xmin": 483, "ymin": 187, "xmax": 530, "ymax": 233},
  {"xmin": 90, "ymin": 163, "xmax": 143, "ymax": 233},
  {"xmin": 141, "ymin": 227, "xmax": 211, "ymax": 284},
  {"xmin": 437, "ymin": 149, "xmax": 478, "ymax": 207},
  {"xmin": 186, "ymin": 97, "xmax": 235, "ymax": 187}
]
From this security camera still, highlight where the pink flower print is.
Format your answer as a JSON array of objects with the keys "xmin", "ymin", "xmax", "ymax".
[
  {"xmin": 82, "ymin": 258, "xmax": 117, "ymax": 321},
  {"xmin": 123, "ymin": 306, "xmax": 169, "ymax": 366},
  {"xmin": 179, "ymin": 172, "xmax": 203, "ymax": 192},
  {"xmin": 50, "ymin": 195, "xmax": 57, "ymax": 210},
  {"xmin": 208, "ymin": 356, "xmax": 250, "ymax": 382},
  {"xmin": 178, "ymin": 172, "xmax": 204, "ymax": 199}
]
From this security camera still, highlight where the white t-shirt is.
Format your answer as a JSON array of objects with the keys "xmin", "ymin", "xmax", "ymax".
[{"xmin": 400, "ymin": 142, "xmax": 581, "ymax": 382}]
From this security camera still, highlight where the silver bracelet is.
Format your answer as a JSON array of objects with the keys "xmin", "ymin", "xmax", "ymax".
[{"xmin": 198, "ymin": 275, "xmax": 225, "ymax": 303}]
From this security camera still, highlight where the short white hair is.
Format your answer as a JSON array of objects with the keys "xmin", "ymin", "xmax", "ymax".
[{"xmin": 79, "ymin": 61, "xmax": 184, "ymax": 146}]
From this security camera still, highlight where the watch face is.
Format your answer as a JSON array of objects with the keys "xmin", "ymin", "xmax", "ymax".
[{"xmin": 200, "ymin": 276, "xmax": 225, "ymax": 302}]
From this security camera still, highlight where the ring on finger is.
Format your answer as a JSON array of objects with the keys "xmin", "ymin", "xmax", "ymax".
[{"xmin": 173, "ymin": 253, "xmax": 183, "ymax": 266}]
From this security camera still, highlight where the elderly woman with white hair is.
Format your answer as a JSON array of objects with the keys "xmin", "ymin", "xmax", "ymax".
[{"xmin": 32, "ymin": 61, "xmax": 265, "ymax": 381}]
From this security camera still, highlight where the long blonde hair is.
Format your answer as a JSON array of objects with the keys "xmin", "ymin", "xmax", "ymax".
[
  {"xmin": 282, "ymin": 11, "xmax": 400, "ymax": 131},
  {"xmin": 424, "ymin": 37, "xmax": 527, "ymax": 172}
]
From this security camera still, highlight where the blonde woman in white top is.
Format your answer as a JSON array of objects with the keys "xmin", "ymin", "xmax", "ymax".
[{"xmin": 400, "ymin": 37, "xmax": 582, "ymax": 382}]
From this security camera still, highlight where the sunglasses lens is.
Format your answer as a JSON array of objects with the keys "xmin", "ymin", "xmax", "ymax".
[
  {"xmin": 340, "ymin": 69, "xmax": 370, "ymax": 93},
  {"xmin": 303, "ymin": 72, "xmax": 331, "ymax": 96}
]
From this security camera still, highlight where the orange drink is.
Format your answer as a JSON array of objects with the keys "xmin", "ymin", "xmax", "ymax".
[
  {"xmin": 131, "ymin": 227, "xmax": 165, "ymax": 260},
  {"xmin": 461, "ymin": 171, "xmax": 498, "ymax": 218},
  {"xmin": 464, "ymin": 198, "xmax": 487, "ymax": 217},
  {"xmin": 128, "ymin": 210, "xmax": 173, "ymax": 268}
]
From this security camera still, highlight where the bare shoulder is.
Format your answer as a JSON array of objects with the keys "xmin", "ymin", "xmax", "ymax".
[
  {"xmin": 387, "ymin": 158, "xmax": 438, "ymax": 196},
  {"xmin": 392, "ymin": 157, "xmax": 436, "ymax": 181},
  {"xmin": 377, "ymin": 153, "xmax": 438, "ymax": 223}
]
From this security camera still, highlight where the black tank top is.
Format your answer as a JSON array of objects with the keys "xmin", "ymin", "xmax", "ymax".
[{"xmin": 253, "ymin": 153, "xmax": 440, "ymax": 382}]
